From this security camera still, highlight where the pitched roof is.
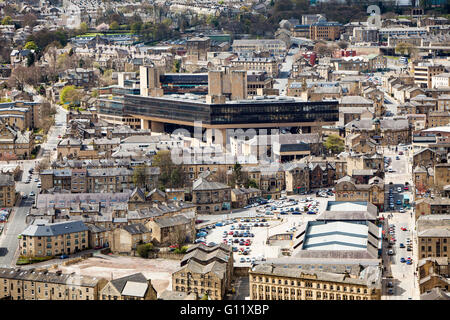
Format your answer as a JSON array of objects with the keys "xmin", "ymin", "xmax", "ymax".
[
  {"xmin": 110, "ymin": 273, "xmax": 147, "ymax": 294},
  {"xmin": 21, "ymin": 220, "xmax": 88, "ymax": 237},
  {"xmin": 122, "ymin": 223, "xmax": 149, "ymax": 235},
  {"xmin": 192, "ymin": 178, "xmax": 229, "ymax": 191}
]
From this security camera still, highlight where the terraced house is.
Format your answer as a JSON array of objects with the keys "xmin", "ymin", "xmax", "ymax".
[
  {"xmin": 40, "ymin": 167, "xmax": 160, "ymax": 192},
  {"xmin": 19, "ymin": 220, "xmax": 89, "ymax": 257},
  {"xmin": 0, "ymin": 268, "xmax": 107, "ymax": 300}
]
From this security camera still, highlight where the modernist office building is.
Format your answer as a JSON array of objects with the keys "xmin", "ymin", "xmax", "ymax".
[
  {"xmin": 99, "ymin": 67, "xmax": 339, "ymax": 142},
  {"xmin": 123, "ymin": 94, "xmax": 339, "ymax": 131}
]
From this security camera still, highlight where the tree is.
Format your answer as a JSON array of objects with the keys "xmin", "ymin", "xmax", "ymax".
[
  {"xmin": 131, "ymin": 21, "xmax": 142, "ymax": 34},
  {"xmin": 136, "ymin": 243, "xmax": 154, "ymax": 258},
  {"xmin": 100, "ymin": 69, "xmax": 114, "ymax": 86},
  {"xmin": 24, "ymin": 41, "xmax": 38, "ymax": 51},
  {"xmin": 132, "ymin": 165, "xmax": 147, "ymax": 189},
  {"xmin": 8, "ymin": 65, "xmax": 40, "ymax": 90},
  {"xmin": 245, "ymin": 179, "xmax": 258, "ymax": 189},
  {"xmin": 314, "ymin": 42, "xmax": 334, "ymax": 56},
  {"xmin": 36, "ymin": 158, "xmax": 50, "ymax": 172},
  {"xmin": 23, "ymin": 13, "xmax": 37, "ymax": 27},
  {"xmin": 152, "ymin": 150, "xmax": 188, "ymax": 190},
  {"xmin": 1, "ymin": 16, "xmax": 12, "ymax": 25},
  {"xmin": 109, "ymin": 21, "xmax": 119, "ymax": 30},
  {"xmin": 60, "ymin": 85, "xmax": 82, "ymax": 106},
  {"xmin": 172, "ymin": 60, "xmax": 181, "ymax": 73},
  {"xmin": 230, "ymin": 163, "xmax": 243, "ymax": 187},
  {"xmin": 324, "ymin": 135, "xmax": 345, "ymax": 154},
  {"xmin": 79, "ymin": 22, "xmax": 88, "ymax": 34},
  {"xmin": 337, "ymin": 41, "xmax": 348, "ymax": 50}
]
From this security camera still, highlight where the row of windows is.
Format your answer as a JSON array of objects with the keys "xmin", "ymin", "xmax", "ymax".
[{"xmin": 251, "ymin": 278, "xmax": 368, "ymax": 293}]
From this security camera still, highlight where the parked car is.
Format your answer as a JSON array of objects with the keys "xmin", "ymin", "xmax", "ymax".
[{"xmin": 60, "ymin": 255, "xmax": 69, "ymax": 259}]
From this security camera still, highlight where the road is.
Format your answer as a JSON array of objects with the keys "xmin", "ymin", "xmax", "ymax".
[
  {"xmin": 0, "ymin": 198, "xmax": 32, "ymax": 267},
  {"xmin": 273, "ymin": 47, "xmax": 299, "ymax": 96},
  {"xmin": 0, "ymin": 104, "xmax": 67, "ymax": 267},
  {"xmin": 381, "ymin": 144, "xmax": 419, "ymax": 300}
]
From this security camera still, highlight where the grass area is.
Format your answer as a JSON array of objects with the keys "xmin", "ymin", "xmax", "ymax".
[{"xmin": 16, "ymin": 256, "xmax": 54, "ymax": 265}]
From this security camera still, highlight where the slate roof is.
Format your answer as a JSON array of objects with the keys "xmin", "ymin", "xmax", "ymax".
[
  {"xmin": 122, "ymin": 223, "xmax": 149, "ymax": 235},
  {"xmin": 21, "ymin": 220, "xmax": 88, "ymax": 237},
  {"xmin": 110, "ymin": 273, "xmax": 147, "ymax": 294},
  {"xmin": 192, "ymin": 178, "xmax": 229, "ymax": 191},
  {"xmin": 0, "ymin": 174, "xmax": 14, "ymax": 187}
]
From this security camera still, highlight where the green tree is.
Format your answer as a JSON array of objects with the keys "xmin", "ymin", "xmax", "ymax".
[
  {"xmin": 79, "ymin": 22, "xmax": 88, "ymax": 34},
  {"xmin": 24, "ymin": 41, "xmax": 38, "ymax": 51},
  {"xmin": 172, "ymin": 59, "xmax": 181, "ymax": 73},
  {"xmin": 230, "ymin": 163, "xmax": 243, "ymax": 187},
  {"xmin": 132, "ymin": 165, "xmax": 147, "ymax": 189},
  {"xmin": 60, "ymin": 85, "xmax": 82, "ymax": 106},
  {"xmin": 324, "ymin": 135, "xmax": 345, "ymax": 154},
  {"xmin": 131, "ymin": 21, "xmax": 142, "ymax": 34},
  {"xmin": 1, "ymin": 16, "xmax": 12, "ymax": 25},
  {"xmin": 26, "ymin": 52, "xmax": 35, "ymax": 67},
  {"xmin": 201, "ymin": 293, "xmax": 209, "ymax": 300},
  {"xmin": 152, "ymin": 150, "xmax": 187, "ymax": 190},
  {"xmin": 136, "ymin": 243, "xmax": 153, "ymax": 258},
  {"xmin": 246, "ymin": 179, "xmax": 258, "ymax": 189},
  {"xmin": 109, "ymin": 21, "xmax": 119, "ymax": 30}
]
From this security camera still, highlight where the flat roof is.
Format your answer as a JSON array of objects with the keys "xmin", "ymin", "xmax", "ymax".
[
  {"xmin": 327, "ymin": 201, "xmax": 368, "ymax": 212},
  {"xmin": 303, "ymin": 221, "xmax": 369, "ymax": 251}
]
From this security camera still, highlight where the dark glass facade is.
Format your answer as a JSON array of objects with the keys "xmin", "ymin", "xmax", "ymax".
[
  {"xmin": 123, "ymin": 95, "xmax": 339, "ymax": 126},
  {"xmin": 98, "ymin": 97, "xmax": 126, "ymax": 116}
]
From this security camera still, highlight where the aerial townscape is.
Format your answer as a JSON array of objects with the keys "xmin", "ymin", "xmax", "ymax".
[{"xmin": 0, "ymin": 0, "xmax": 449, "ymax": 304}]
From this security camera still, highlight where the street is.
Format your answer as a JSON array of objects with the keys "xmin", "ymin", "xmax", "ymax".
[
  {"xmin": 0, "ymin": 104, "xmax": 67, "ymax": 267},
  {"xmin": 381, "ymin": 144, "xmax": 420, "ymax": 300},
  {"xmin": 273, "ymin": 47, "xmax": 299, "ymax": 96}
]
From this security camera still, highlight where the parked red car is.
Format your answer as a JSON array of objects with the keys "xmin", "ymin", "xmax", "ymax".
[{"xmin": 401, "ymin": 227, "xmax": 407, "ymax": 231}]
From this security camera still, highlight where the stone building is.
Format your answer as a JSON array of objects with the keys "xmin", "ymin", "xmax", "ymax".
[
  {"xmin": 99, "ymin": 273, "xmax": 157, "ymax": 300},
  {"xmin": 172, "ymin": 244, "xmax": 233, "ymax": 300},
  {"xmin": 0, "ymin": 268, "xmax": 107, "ymax": 300},
  {"xmin": 0, "ymin": 174, "xmax": 16, "ymax": 207},
  {"xmin": 192, "ymin": 178, "xmax": 231, "ymax": 215},
  {"xmin": 19, "ymin": 220, "xmax": 89, "ymax": 257},
  {"xmin": 335, "ymin": 176, "xmax": 385, "ymax": 211},
  {"xmin": 249, "ymin": 263, "xmax": 381, "ymax": 300},
  {"xmin": 417, "ymin": 215, "xmax": 450, "ymax": 259}
]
